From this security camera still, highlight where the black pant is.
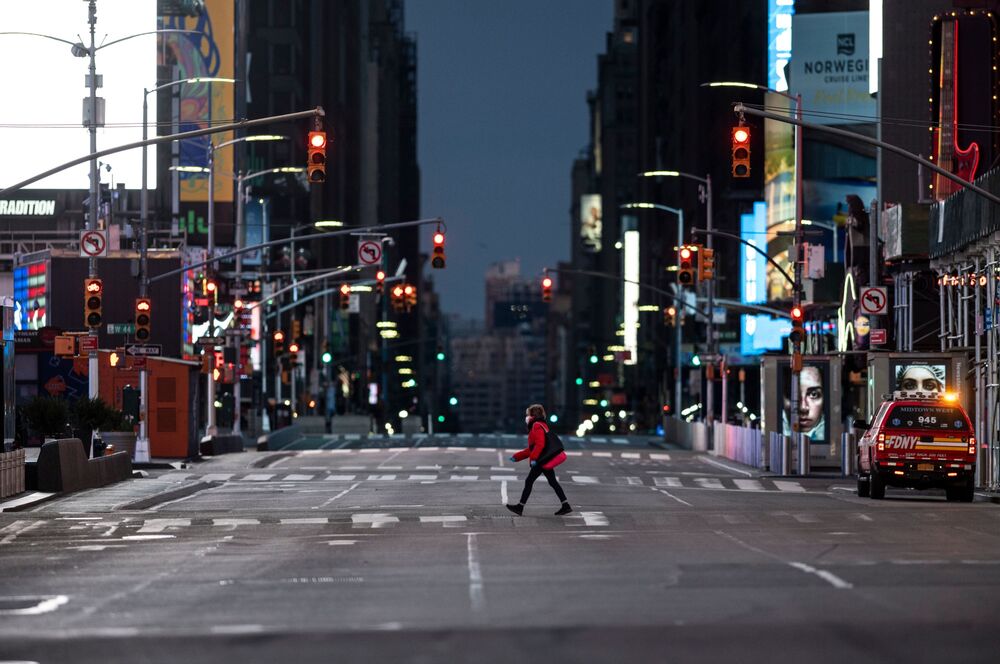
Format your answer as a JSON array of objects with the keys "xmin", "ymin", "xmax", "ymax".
[{"xmin": 519, "ymin": 464, "xmax": 568, "ymax": 504}]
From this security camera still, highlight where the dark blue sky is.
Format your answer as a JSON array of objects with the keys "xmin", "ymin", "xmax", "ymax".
[{"xmin": 405, "ymin": 1, "xmax": 612, "ymax": 319}]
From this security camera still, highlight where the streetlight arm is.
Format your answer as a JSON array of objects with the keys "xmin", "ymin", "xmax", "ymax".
[
  {"xmin": 96, "ymin": 29, "xmax": 201, "ymax": 51},
  {"xmin": 265, "ymin": 275, "xmax": 406, "ymax": 318},
  {"xmin": 546, "ymin": 266, "xmax": 708, "ymax": 321},
  {"xmin": 1, "ymin": 107, "xmax": 325, "ymax": 197},
  {"xmin": 247, "ymin": 267, "xmax": 361, "ymax": 309},
  {"xmin": 700, "ymin": 81, "xmax": 797, "ymax": 103},
  {"xmin": 689, "ymin": 227, "xmax": 794, "ymax": 287},
  {"xmin": 734, "ymin": 102, "xmax": 1000, "ymax": 207},
  {"xmin": 638, "ymin": 170, "xmax": 707, "ymax": 185},
  {"xmin": 0, "ymin": 31, "xmax": 78, "ymax": 47}
]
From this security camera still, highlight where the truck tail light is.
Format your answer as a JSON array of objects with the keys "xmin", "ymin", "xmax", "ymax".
[
  {"xmin": 969, "ymin": 437, "xmax": 976, "ymax": 455},
  {"xmin": 877, "ymin": 432, "xmax": 885, "ymax": 452}
]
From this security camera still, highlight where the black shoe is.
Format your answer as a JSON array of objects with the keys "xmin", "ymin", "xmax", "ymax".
[
  {"xmin": 554, "ymin": 504, "xmax": 572, "ymax": 516},
  {"xmin": 506, "ymin": 503, "xmax": 524, "ymax": 516}
]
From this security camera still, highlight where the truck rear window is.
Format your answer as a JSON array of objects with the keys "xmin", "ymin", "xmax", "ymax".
[{"xmin": 886, "ymin": 405, "xmax": 969, "ymax": 431}]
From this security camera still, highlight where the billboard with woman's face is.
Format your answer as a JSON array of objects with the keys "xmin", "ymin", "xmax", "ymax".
[
  {"xmin": 779, "ymin": 361, "xmax": 829, "ymax": 443},
  {"xmin": 891, "ymin": 362, "xmax": 947, "ymax": 393}
]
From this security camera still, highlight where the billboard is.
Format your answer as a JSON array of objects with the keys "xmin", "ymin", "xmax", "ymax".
[
  {"xmin": 768, "ymin": 0, "xmax": 795, "ymax": 92},
  {"xmin": 890, "ymin": 361, "xmax": 948, "ymax": 394},
  {"xmin": 580, "ymin": 194, "xmax": 602, "ymax": 252},
  {"xmin": 623, "ymin": 230, "xmax": 639, "ymax": 366},
  {"xmin": 0, "ymin": 1, "xmax": 156, "ymax": 190},
  {"xmin": 12, "ymin": 263, "xmax": 48, "ymax": 331},
  {"xmin": 790, "ymin": 11, "xmax": 875, "ymax": 125},
  {"xmin": 778, "ymin": 359, "xmax": 830, "ymax": 443}
]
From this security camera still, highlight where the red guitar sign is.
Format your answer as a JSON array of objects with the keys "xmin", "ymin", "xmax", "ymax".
[{"xmin": 932, "ymin": 18, "xmax": 980, "ymax": 199}]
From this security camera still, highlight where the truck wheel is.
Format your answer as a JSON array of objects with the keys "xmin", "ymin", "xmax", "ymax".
[
  {"xmin": 945, "ymin": 487, "xmax": 959, "ymax": 502},
  {"xmin": 959, "ymin": 480, "xmax": 975, "ymax": 503},
  {"xmin": 857, "ymin": 474, "xmax": 870, "ymax": 497},
  {"xmin": 870, "ymin": 472, "xmax": 885, "ymax": 500}
]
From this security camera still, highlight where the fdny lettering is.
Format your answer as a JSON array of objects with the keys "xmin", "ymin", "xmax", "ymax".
[{"xmin": 885, "ymin": 435, "xmax": 919, "ymax": 450}]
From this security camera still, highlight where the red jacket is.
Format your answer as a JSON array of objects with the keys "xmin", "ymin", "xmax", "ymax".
[{"xmin": 512, "ymin": 421, "xmax": 566, "ymax": 469}]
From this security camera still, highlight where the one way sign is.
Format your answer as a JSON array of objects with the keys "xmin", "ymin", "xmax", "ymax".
[{"xmin": 126, "ymin": 344, "xmax": 162, "ymax": 357}]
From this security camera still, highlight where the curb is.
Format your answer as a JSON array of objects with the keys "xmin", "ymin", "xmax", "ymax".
[{"xmin": 0, "ymin": 491, "xmax": 58, "ymax": 513}]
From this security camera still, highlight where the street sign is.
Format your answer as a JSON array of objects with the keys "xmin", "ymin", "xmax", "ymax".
[
  {"xmin": 132, "ymin": 356, "xmax": 148, "ymax": 369},
  {"xmin": 79, "ymin": 229, "xmax": 108, "ymax": 257},
  {"xmin": 870, "ymin": 328, "xmax": 887, "ymax": 345},
  {"xmin": 196, "ymin": 336, "xmax": 223, "ymax": 346},
  {"xmin": 357, "ymin": 239, "xmax": 383, "ymax": 265},
  {"xmin": 79, "ymin": 336, "xmax": 98, "ymax": 353},
  {"xmin": 107, "ymin": 323, "xmax": 135, "ymax": 335},
  {"xmin": 125, "ymin": 344, "xmax": 162, "ymax": 357},
  {"xmin": 859, "ymin": 287, "xmax": 888, "ymax": 315},
  {"xmin": 54, "ymin": 335, "xmax": 75, "ymax": 357}
]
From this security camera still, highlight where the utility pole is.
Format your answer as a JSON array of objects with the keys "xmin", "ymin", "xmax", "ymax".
[
  {"xmin": 704, "ymin": 174, "xmax": 715, "ymax": 447},
  {"xmin": 791, "ymin": 92, "xmax": 808, "ymax": 476},
  {"xmin": 85, "ymin": 0, "xmax": 100, "ymax": 404},
  {"xmin": 204, "ymin": 140, "xmax": 218, "ymax": 438}
]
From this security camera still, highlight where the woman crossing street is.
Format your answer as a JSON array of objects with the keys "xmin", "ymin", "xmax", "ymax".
[{"xmin": 506, "ymin": 404, "xmax": 572, "ymax": 516}]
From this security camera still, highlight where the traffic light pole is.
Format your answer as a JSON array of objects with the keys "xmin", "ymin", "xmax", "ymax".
[
  {"xmin": 205, "ymin": 142, "xmax": 218, "ymax": 438},
  {"xmin": 705, "ymin": 174, "xmax": 715, "ymax": 445},
  {"xmin": 86, "ymin": 1, "xmax": 100, "ymax": 404},
  {"xmin": 791, "ymin": 93, "xmax": 807, "ymax": 474}
]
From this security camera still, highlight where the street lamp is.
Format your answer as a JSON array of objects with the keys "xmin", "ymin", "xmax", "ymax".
[
  {"xmin": 621, "ymin": 203, "xmax": 685, "ymax": 421},
  {"xmin": 638, "ymin": 169, "xmax": 715, "ymax": 438},
  {"xmin": 702, "ymin": 80, "xmax": 805, "ymax": 451}
]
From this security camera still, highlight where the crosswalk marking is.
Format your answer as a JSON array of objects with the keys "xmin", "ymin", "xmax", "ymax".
[
  {"xmin": 622, "ymin": 476, "xmax": 644, "ymax": 486},
  {"xmin": 213, "ymin": 518, "xmax": 260, "ymax": 529},
  {"xmin": 418, "ymin": 516, "xmax": 467, "ymax": 525},
  {"xmin": 491, "ymin": 475, "xmax": 517, "ymax": 481},
  {"xmin": 572, "ymin": 476, "xmax": 599, "ymax": 484},
  {"xmin": 325, "ymin": 475, "xmax": 357, "ymax": 481},
  {"xmin": 202, "ymin": 473, "xmax": 234, "ymax": 482},
  {"xmin": 367, "ymin": 474, "xmax": 397, "ymax": 481},
  {"xmin": 649, "ymin": 453, "xmax": 671, "ymax": 461},
  {"xmin": 280, "ymin": 518, "xmax": 329, "ymax": 525},
  {"xmin": 138, "ymin": 518, "xmax": 190, "ymax": 533},
  {"xmin": 592, "ymin": 452, "xmax": 612, "ymax": 458},
  {"xmin": 773, "ymin": 480, "xmax": 806, "ymax": 493},
  {"xmin": 654, "ymin": 476, "xmax": 683, "ymax": 488},
  {"xmin": 352, "ymin": 513, "xmax": 399, "ymax": 528},
  {"xmin": 620, "ymin": 452, "xmax": 640, "ymax": 459},
  {"xmin": 408, "ymin": 474, "xmax": 437, "ymax": 481},
  {"xmin": 734, "ymin": 479, "xmax": 765, "ymax": 491},
  {"xmin": 580, "ymin": 511, "xmax": 609, "ymax": 526},
  {"xmin": 450, "ymin": 475, "xmax": 478, "ymax": 481},
  {"xmin": 242, "ymin": 474, "xmax": 275, "ymax": 482},
  {"xmin": 283, "ymin": 474, "xmax": 314, "ymax": 481},
  {"xmin": 695, "ymin": 478, "xmax": 725, "ymax": 489},
  {"xmin": 162, "ymin": 472, "xmax": 193, "ymax": 481}
]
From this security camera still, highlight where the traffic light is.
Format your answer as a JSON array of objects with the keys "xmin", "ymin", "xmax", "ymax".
[
  {"xmin": 307, "ymin": 130, "xmax": 327, "ymax": 183},
  {"xmin": 404, "ymin": 283, "xmax": 416, "ymax": 310},
  {"xmin": 135, "ymin": 298, "xmax": 151, "ymax": 341},
  {"xmin": 664, "ymin": 305, "xmax": 677, "ymax": 327},
  {"xmin": 340, "ymin": 283, "xmax": 351, "ymax": 310},
  {"xmin": 789, "ymin": 305, "xmax": 805, "ymax": 345},
  {"xmin": 288, "ymin": 341, "xmax": 300, "ymax": 364},
  {"xmin": 436, "ymin": 345, "xmax": 446, "ymax": 361},
  {"xmin": 84, "ymin": 278, "xmax": 103, "ymax": 329},
  {"xmin": 431, "ymin": 230, "xmax": 446, "ymax": 269},
  {"xmin": 662, "ymin": 404, "xmax": 671, "ymax": 415},
  {"xmin": 732, "ymin": 126, "xmax": 751, "ymax": 178},
  {"xmin": 273, "ymin": 330, "xmax": 285, "ymax": 355},
  {"xmin": 698, "ymin": 247, "xmax": 715, "ymax": 281},
  {"xmin": 391, "ymin": 284, "xmax": 405, "ymax": 312},
  {"xmin": 203, "ymin": 274, "xmax": 218, "ymax": 305},
  {"xmin": 541, "ymin": 276, "xmax": 553, "ymax": 302},
  {"xmin": 292, "ymin": 319, "xmax": 302, "ymax": 341},
  {"xmin": 375, "ymin": 270, "xmax": 385, "ymax": 296},
  {"xmin": 678, "ymin": 245, "xmax": 696, "ymax": 286}
]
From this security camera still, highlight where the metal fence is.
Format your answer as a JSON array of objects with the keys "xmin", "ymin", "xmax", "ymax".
[
  {"xmin": 0, "ymin": 449, "xmax": 25, "ymax": 499},
  {"xmin": 713, "ymin": 423, "xmax": 765, "ymax": 469},
  {"xmin": 664, "ymin": 417, "xmax": 708, "ymax": 451}
]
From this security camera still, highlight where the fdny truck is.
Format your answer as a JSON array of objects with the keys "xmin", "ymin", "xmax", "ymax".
[{"xmin": 857, "ymin": 391, "xmax": 976, "ymax": 502}]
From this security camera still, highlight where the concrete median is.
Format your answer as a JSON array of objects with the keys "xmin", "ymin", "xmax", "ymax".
[{"xmin": 32, "ymin": 438, "xmax": 133, "ymax": 494}]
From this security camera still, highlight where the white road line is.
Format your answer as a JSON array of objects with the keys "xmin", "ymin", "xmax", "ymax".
[
  {"xmin": 210, "ymin": 625, "xmax": 264, "ymax": 635},
  {"xmin": 612, "ymin": 438, "xmax": 629, "ymax": 445},
  {"xmin": 491, "ymin": 475, "xmax": 516, "ymax": 482},
  {"xmin": 849, "ymin": 513, "xmax": 874, "ymax": 522},
  {"xmin": 282, "ymin": 474, "xmax": 314, "ymax": 481},
  {"xmin": 213, "ymin": 518, "xmax": 260, "ymax": 530},
  {"xmin": 735, "ymin": 479, "xmax": 765, "ymax": 491},
  {"xmin": 497, "ymin": 450, "xmax": 505, "ymax": 467},
  {"xmin": 658, "ymin": 489, "xmax": 693, "ymax": 507},
  {"xmin": 698, "ymin": 455, "xmax": 755, "ymax": 477},
  {"xmin": 654, "ymin": 476, "xmax": 683, "ymax": 488},
  {"xmin": 501, "ymin": 480, "xmax": 508, "ymax": 504},
  {"xmin": 325, "ymin": 475, "xmax": 357, "ymax": 481},
  {"xmin": 788, "ymin": 562, "xmax": 853, "ymax": 589},
  {"xmin": 340, "ymin": 465, "xmax": 366, "ymax": 470},
  {"xmin": 572, "ymin": 476, "xmax": 599, "ymax": 484},
  {"xmin": 351, "ymin": 513, "xmax": 399, "ymax": 528},
  {"xmin": 773, "ymin": 480, "xmax": 806, "ymax": 493},
  {"xmin": 592, "ymin": 452, "xmax": 612, "ymax": 458},
  {"xmin": 419, "ymin": 516, "xmax": 467, "ymax": 525},
  {"xmin": 202, "ymin": 473, "xmax": 234, "ymax": 482},
  {"xmin": 591, "ymin": 437, "xmax": 608, "ymax": 443},
  {"xmin": 650, "ymin": 453, "xmax": 671, "ymax": 461},
  {"xmin": 623, "ymin": 476, "xmax": 644, "ymax": 486},
  {"xmin": 467, "ymin": 533, "xmax": 485, "ymax": 612},
  {"xmin": 0, "ymin": 520, "xmax": 44, "ymax": 545},
  {"xmin": 420, "ymin": 446, "xmax": 441, "ymax": 451},
  {"xmin": 137, "ymin": 518, "xmax": 190, "ymax": 534},
  {"xmin": 161, "ymin": 472, "xmax": 193, "ymax": 481},
  {"xmin": 620, "ymin": 452, "xmax": 640, "ymax": 459},
  {"xmin": 367, "ymin": 474, "xmax": 397, "ymax": 481},
  {"xmin": 241, "ymin": 474, "xmax": 275, "ymax": 482},
  {"xmin": 695, "ymin": 478, "xmax": 725, "ymax": 489},
  {"xmin": 580, "ymin": 511, "xmax": 609, "ymax": 526},
  {"xmin": 0, "ymin": 594, "xmax": 69, "ymax": 616},
  {"xmin": 360, "ymin": 449, "xmax": 382, "ymax": 454},
  {"xmin": 407, "ymin": 474, "xmax": 438, "ymax": 481},
  {"xmin": 450, "ymin": 475, "xmax": 478, "ymax": 481},
  {"xmin": 565, "ymin": 451, "xmax": 583, "ymax": 457},
  {"xmin": 416, "ymin": 465, "xmax": 442, "ymax": 470},
  {"xmin": 280, "ymin": 518, "xmax": 329, "ymax": 525},
  {"xmin": 314, "ymin": 482, "xmax": 362, "ymax": 509}
]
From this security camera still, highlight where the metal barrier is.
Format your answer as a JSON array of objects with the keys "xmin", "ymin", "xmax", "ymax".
[
  {"xmin": 713, "ymin": 423, "xmax": 764, "ymax": 469},
  {"xmin": 769, "ymin": 432, "xmax": 790, "ymax": 475},
  {"xmin": 664, "ymin": 417, "xmax": 708, "ymax": 451},
  {"xmin": 0, "ymin": 449, "xmax": 25, "ymax": 499},
  {"xmin": 841, "ymin": 432, "xmax": 856, "ymax": 477}
]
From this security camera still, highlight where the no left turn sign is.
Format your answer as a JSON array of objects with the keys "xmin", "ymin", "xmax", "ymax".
[
  {"xmin": 80, "ymin": 230, "xmax": 108, "ymax": 257},
  {"xmin": 357, "ymin": 239, "xmax": 383, "ymax": 265}
]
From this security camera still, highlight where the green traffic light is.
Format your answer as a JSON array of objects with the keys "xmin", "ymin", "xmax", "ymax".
[
  {"xmin": 436, "ymin": 352, "xmax": 446, "ymax": 361},
  {"xmin": 589, "ymin": 355, "xmax": 598, "ymax": 364},
  {"xmin": 575, "ymin": 377, "xmax": 583, "ymax": 386},
  {"xmin": 437, "ymin": 415, "xmax": 445, "ymax": 423},
  {"xmin": 448, "ymin": 397, "xmax": 458, "ymax": 406},
  {"xmin": 599, "ymin": 399, "xmax": 608, "ymax": 408},
  {"xmin": 691, "ymin": 354, "xmax": 701, "ymax": 367},
  {"xmin": 321, "ymin": 351, "xmax": 333, "ymax": 364}
]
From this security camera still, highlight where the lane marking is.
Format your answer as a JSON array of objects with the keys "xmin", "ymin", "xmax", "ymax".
[
  {"xmin": 408, "ymin": 474, "xmax": 437, "ymax": 481},
  {"xmin": 213, "ymin": 518, "xmax": 260, "ymax": 530},
  {"xmin": 695, "ymin": 478, "xmax": 725, "ymax": 490},
  {"xmin": 654, "ymin": 477, "xmax": 683, "ymax": 488},
  {"xmin": 366, "ymin": 474, "xmax": 397, "ymax": 481},
  {"xmin": 572, "ymin": 476, "xmax": 599, "ymax": 484},
  {"xmin": 650, "ymin": 453, "xmax": 671, "ymax": 461},
  {"xmin": 734, "ymin": 479, "xmax": 765, "ymax": 491},
  {"xmin": 450, "ymin": 475, "xmax": 478, "ymax": 481},
  {"xmin": 351, "ymin": 513, "xmax": 399, "ymax": 528},
  {"xmin": 501, "ymin": 480, "xmax": 508, "ymax": 505},
  {"xmin": 137, "ymin": 518, "xmax": 190, "ymax": 534},
  {"xmin": 419, "ymin": 516, "xmax": 467, "ymax": 525},
  {"xmin": 612, "ymin": 438, "xmax": 629, "ymax": 445},
  {"xmin": 282, "ymin": 474, "xmax": 314, "ymax": 481},
  {"xmin": 0, "ymin": 520, "xmax": 44, "ymax": 545},
  {"xmin": 0, "ymin": 595, "xmax": 69, "ymax": 616},
  {"xmin": 325, "ymin": 475, "xmax": 357, "ymax": 481},
  {"xmin": 620, "ymin": 452, "xmax": 640, "ymax": 459},
  {"xmin": 773, "ymin": 480, "xmax": 806, "ymax": 493},
  {"xmin": 497, "ymin": 450, "xmax": 505, "ymax": 467},
  {"xmin": 658, "ymin": 489, "xmax": 693, "ymax": 507},
  {"xmin": 698, "ymin": 455, "xmax": 754, "ymax": 477},
  {"xmin": 788, "ymin": 562, "xmax": 853, "ymax": 590},
  {"xmin": 313, "ymin": 482, "xmax": 362, "ymax": 510},
  {"xmin": 592, "ymin": 452, "xmax": 612, "ymax": 458},
  {"xmin": 280, "ymin": 518, "xmax": 328, "ymax": 525},
  {"xmin": 242, "ymin": 473, "xmax": 275, "ymax": 482},
  {"xmin": 210, "ymin": 625, "xmax": 264, "ymax": 635},
  {"xmin": 466, "ymin": 533, "xmax": 485, "ymax": 612},
  {"xmin": 849, "ymin": 513, "xmax": 874, "ymax": 522},
  {"xmin": 580, "ymin": 511, "xmax": 609, "ymax": 526}
]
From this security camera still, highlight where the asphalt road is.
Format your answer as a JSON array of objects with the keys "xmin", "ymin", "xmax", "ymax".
[{"xmin": 1, "ymin": 437, "xmax": 999, "ymax": 663}]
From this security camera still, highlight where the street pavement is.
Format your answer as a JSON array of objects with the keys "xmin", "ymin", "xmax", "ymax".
[{"xmin": 1, "ymin": 435, "xmax": 999, "ymax": 663}]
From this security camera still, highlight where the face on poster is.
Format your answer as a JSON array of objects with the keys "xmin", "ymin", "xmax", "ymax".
[
  {"xmin": 891, "ymin": 362, "xmax": 947, "ymax": 393},
  {"xmin": 781, "ymin": 362, "xmax": 829, "ymax": 443}
]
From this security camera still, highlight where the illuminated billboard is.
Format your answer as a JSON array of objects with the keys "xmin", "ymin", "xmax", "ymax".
[
  {"xmin": 768, "ymin": 0, "xmax": 795, "ymax": 92},
  {"xmin": 12, "ymin": 263, "xmax": 48, "ymax": 331},
  {"xmin": 580, "ymin": 194, "xmax": 602, "ymax": 252},
  {"xmin": 0, "ymin": 1, "xmax": 156, "ymax": 190},
  {"xmin": 622, "ymin": 230, "xmax": 639, "ymax": 366}
]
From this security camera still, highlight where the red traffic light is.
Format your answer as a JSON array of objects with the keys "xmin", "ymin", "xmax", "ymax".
[
  {"xmin": 86, "ymin": 279, "xmax": 103, "ymax": 294},
  {"xmin": 733, "ymin": 128, "xmax": 749, "ymax": 144},
  {"xmin": 205, "ymin": 280, "xmax": 217, "ymax": 293},
  {"xmin": 288, "ymin": 342, "xmax": 300, "ymax": 353},
  {"xmin": 340, "ymin": 283, "xmax": 351, "ymax": 295},
  {"xmin": 732, "ymin": 126, "xmax": 751, "ymax": 178},
  {"xmin": 541, "ymin": 276, "xmax": 553, "ymax": 288},
  {"xmin": 404, "ymin": 285, "xmax": 414, "ymax": 296},
  {"xmin": 662, "ymin": 404, "xmax": 671, "ymax": 414},
  {"xmin": 433, "ymin": 232, "xmax": 445, "ymax": 246},
  {"xmin": 679, "ymin": 246, "xmax": 692, "ymax": 260},
  {"xmin": 136, "ymin": 299, "xmax": 151, "ymax": 312},
  {"xmin": 273, "ymin": 331, "xmax": 285, "ymax": 342},
  {"xmin": 309, "ymin": 131, "xmax": 327, "ymax": 149},
  {"xmin": 392, "ymin": 285, "xmax": 405, "ymax": 298},
  {"xmin": 791, "ymin": 305, "xmax": 803, "ymax": 321},
  {"xmin": 376, "ymin": 270, "xmax": 386, "ymax": 282}
]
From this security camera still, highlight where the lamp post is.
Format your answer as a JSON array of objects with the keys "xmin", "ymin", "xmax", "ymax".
[
  {"xmin": 621, "ymin": 202, "xmax": 685, "ymax": 422},
  {"xmin": 702, "ymin": 81, "xmax": 804, "ymax": 462},
  {"xmin": 638, "ymin": 170, "xmax": 714, "ymax": 442},
  {"xmin": 137, "ymin": 76, "xmax": 234, "ymax": 461}
]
